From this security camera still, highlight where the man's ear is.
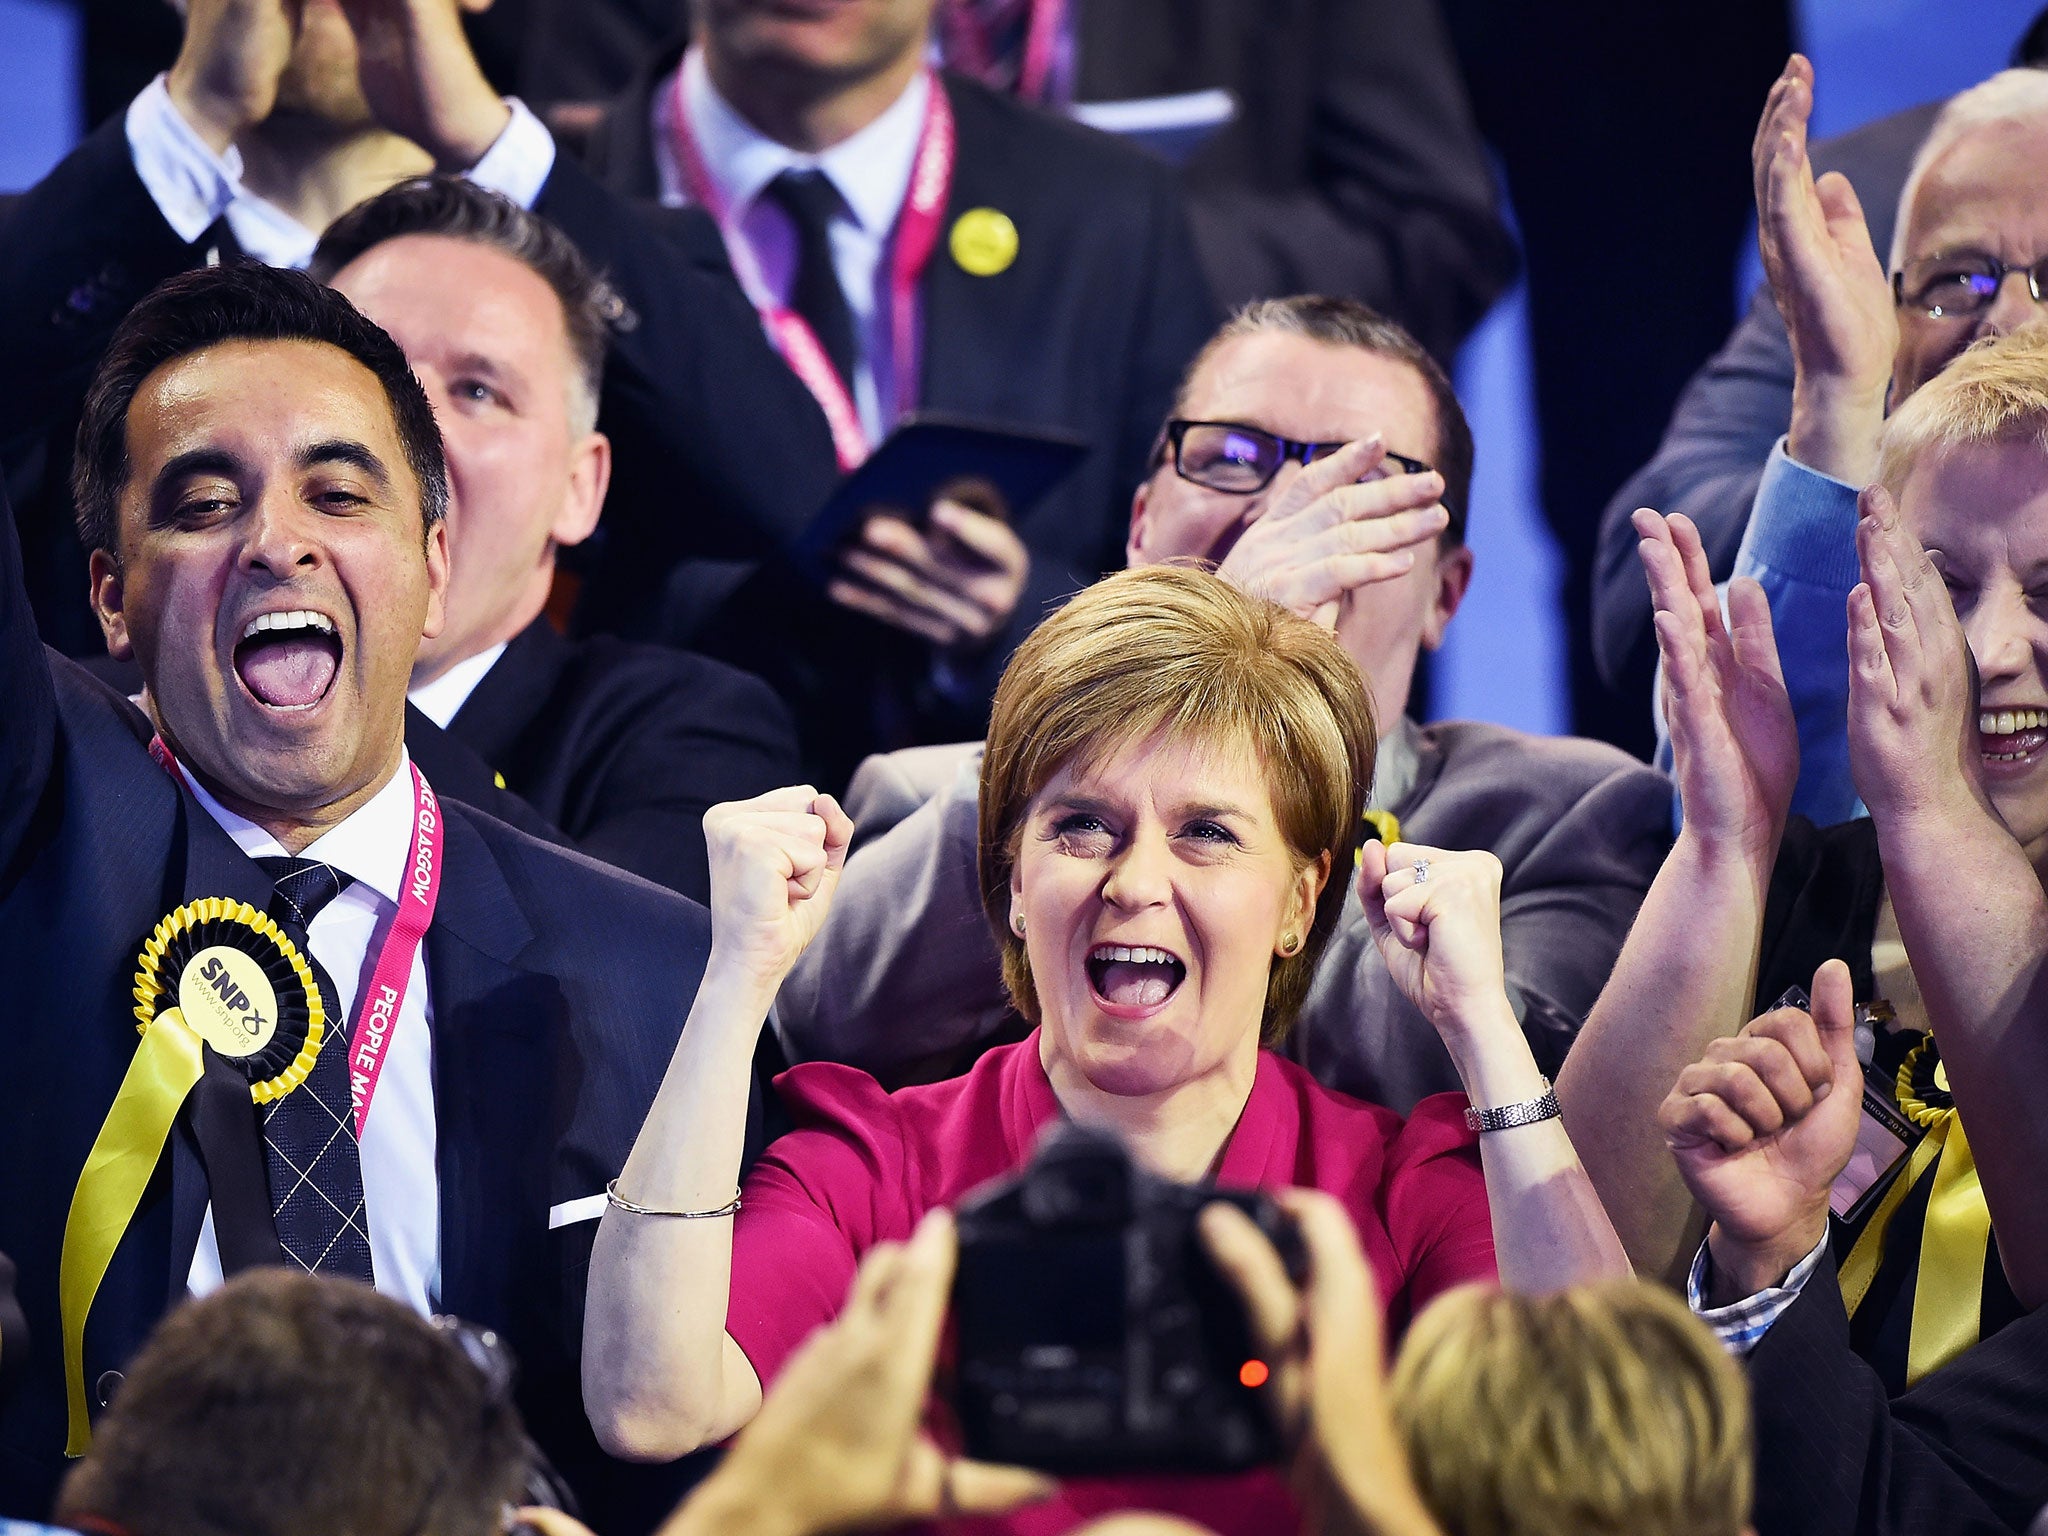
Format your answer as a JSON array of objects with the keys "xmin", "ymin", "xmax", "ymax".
[
  {"xmin": 89, "ymin": 549, "xmax": 134, "ymax": 661},
  {"xmin": 1419, "ymin": 544, "xmax": 1474, "ymax": 652},
  {"xmin": 551, "ymin": 430, "xmax": 610, "ymax": 550},
  {"xmin": 1125, "ymin": 480, "xmax": 1152, "ymax": 566},
  {"xmin": 421, "ymin": 519, "xmax": 451, "ymax": 641}
]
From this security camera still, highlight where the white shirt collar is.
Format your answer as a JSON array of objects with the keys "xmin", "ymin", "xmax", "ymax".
[
  {"xmin": 407, "ymin": 640, "xmax": 508, "ymax": 730},
  {"xmin": 182, "ymin": 750, "xmax": 420, "ymax": 908},
  {"xmin": 679, "ymin": 46, "xmax": 932, "ymax": 237}
]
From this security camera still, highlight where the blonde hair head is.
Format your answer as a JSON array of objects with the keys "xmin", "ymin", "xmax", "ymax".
[
  {"xmin": 1390, "ymin": 1281, "xmax": 1752, "ymax": 1536},
  {"xmin": 1877, "ymin": 321, "xmax": 2048, "ymax": 496},
  {"xmin": 977, "ymin": 564, "xmax": 1374, "ymax": 1045}
]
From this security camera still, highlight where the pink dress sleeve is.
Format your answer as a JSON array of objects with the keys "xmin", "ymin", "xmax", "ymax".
[
  {"xmin": 1379, "ymin": 1091, "xmax": 1498, "ymax": 1326},
  {"xmin": 724, "ymin": 1062, "xmax": 914, "ymax": 1388}
]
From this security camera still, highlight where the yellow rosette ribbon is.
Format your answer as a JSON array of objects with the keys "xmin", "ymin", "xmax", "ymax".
[
  {"xmin": 1838, "ymin": 1035, "xmax": 1988, "ymax": 1385},
  {"xmin": 59, "ymin": 899, "xmax": 323, "ymax": 1454}
]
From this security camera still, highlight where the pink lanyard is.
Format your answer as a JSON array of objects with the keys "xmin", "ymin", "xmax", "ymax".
[
  {"xmin": 941, "ymin": 0, "xmax": 1067, "ymax": 104},
  {"xmin": 668, "ymin": 58, "xmax": 957, "ymax": 471},
  {"xmin": 151, "ymin": 739, "xmax": 443, "ymax": 1136}
]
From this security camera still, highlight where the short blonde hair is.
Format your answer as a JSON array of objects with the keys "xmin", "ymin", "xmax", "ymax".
[
  {"xmin": 1390, "ymin": 1282, "xmax": 1752, "ymax": 1536},
  {"xmin": 978, "ymin": 565, "xmax": 1375, "ymax": 1044},
  {"xmin": 1877, "ymin": 321, "xmax": 2048, "ymax": 496},
  {"xmin": 1890, "ymin": 69, "xmax": 2048, "ymax": 274}
]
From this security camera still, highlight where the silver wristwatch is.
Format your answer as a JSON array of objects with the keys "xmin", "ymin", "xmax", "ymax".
[{"xmin": 1465, "ymin": 1078, "xmax": 1561, "ymax": 1134}]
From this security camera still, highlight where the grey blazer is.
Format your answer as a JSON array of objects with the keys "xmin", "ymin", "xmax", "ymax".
[{"xmin": 775, "ymin": 718, "xmax": 1671, "ymax": 1112}]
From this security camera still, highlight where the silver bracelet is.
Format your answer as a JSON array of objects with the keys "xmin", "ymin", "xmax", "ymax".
[
  {"xmin": 604, "ymin": 1178, "xmax": 742, "ymax": 1219},
  {"xmin": 1464, "ymin": 1078, "xmax": 1562, "ymax": 1134}
]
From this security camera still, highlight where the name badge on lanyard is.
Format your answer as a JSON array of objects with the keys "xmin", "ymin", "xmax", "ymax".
[
  {"xmin": 668, "ymin": 58, "xmax": 957, "ymax": 472},
  {"xmin": 151, "ymin": 739, "xmax": 442, "ymax": 1135}
]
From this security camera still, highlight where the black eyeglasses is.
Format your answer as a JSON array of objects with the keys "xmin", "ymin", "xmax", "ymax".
[
  {"xmin": 1893, "ymin": 252, "xmax": 2048, "ymax": 319},
  {"xmin": 1161, "ymin": 419, "xmax": 1432, "ymax": 495}
]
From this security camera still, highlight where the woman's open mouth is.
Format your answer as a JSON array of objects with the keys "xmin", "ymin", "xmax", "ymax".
[
  {"xmin": 1086, "ymin": 943, "xmax": 1187, "ymax": 1012},
  {"xmin": 1981, "ymin": 707, "xmax": 2048, "ymax": 770},
  {"xmin": 232, "ymin": 609, "xmax": 342, "ymax": 713}
]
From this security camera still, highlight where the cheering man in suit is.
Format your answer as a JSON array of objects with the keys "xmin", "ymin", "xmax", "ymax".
[
  {"xmin": 582, "ymin": 0, "xmax": 1218, "ymax": 782},
  {"xmin": 775, "ymin": 296, "xmax": 1672, "ymax": 1111},
  {"xmin": 0, "ymin": 264, "xmax": 710, "ymax": 1530},
  {"xmin": 306, "ymin": 176, "xmax": 798, "ymax": 903}
]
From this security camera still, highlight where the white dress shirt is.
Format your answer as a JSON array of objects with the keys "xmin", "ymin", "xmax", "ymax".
[
  {"xmin": 182, "ymin": 753, "xmax": 440, "ymax": 1316},
  {"xmin": 124, "ymin": 74, "xmax": 558, "ymax": 271},
  {"xmin": 652, "ymin": 49, "xmax": 931, "ymax": 440},
  {"xmin": 408, "ymin": 639, "xmax": 508, "ymax": 729}
]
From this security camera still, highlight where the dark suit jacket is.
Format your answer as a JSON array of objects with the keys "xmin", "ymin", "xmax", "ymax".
[
  {"xmin": 408, "ymin": 618, "xmax": 799, "ymax": 904},
  {"xmin": 0, "ymin": 484, "xmax": 711, "ymax": 1532},
  {"xmin": 1749, "ymin": 1254, "xmax": 2048, "ymax": 1536},
  {"xmin": 1068, "ymin": 0, "xmax": 1516, "ymax": 361},
  {"xmin": 1589, "ymin": 101, "xmax": 1943, "ymax": 694},
  {"xmin": 0, "ymin": 108, "xmax": 839, "ymax": 662},
  {"xmin": 584, "ymin": 56, "xmax": 1220, "ymax": 786}
]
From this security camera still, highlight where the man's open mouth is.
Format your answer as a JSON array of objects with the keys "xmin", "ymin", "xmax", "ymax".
[
  {"xmin": 233, "ymin": 609, "xmax": 342, "ymax": 712},
  {"xmin": 1981, "ymin": 707, "xmax": 2048, "ymax": 765},
  {"xmin": 1086, "ymin": 944, "xmax": 1187, "ymax": 1010}
]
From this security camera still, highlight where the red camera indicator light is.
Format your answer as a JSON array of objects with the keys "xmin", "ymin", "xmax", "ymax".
[{"xmin": 1238, "ymin": 1359, "xmax": 1270, "ymax": 1389}]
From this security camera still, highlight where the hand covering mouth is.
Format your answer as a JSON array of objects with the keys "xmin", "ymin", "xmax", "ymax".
[
  {"xmin": 1086, "ymin": 943, "xmax": 1187, "ymax": 1009},
  {"xmin": 233, "ymin": 609, "xmax": 342, "ymax": 710}
]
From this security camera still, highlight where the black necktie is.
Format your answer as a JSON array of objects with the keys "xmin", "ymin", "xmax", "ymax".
[
  {"xmin": 254, "ymin": 856, "xmax": 375, "ymax": 1284},
  {"xmin": 764, "ymin": 168, "xmax": 861, "ymax": 388}
]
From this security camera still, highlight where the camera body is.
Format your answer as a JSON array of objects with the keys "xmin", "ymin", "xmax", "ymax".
[{"xmin": 951, "ymin": 1123, "xmax": 1304, "ymax": 1475}]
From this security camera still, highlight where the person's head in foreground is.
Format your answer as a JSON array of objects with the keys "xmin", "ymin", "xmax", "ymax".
[
  {"xmin": 1888, "ymin": 70, "xmax": 2048, "ymax": 401},
  {"xmin": 55, "ymin": 1270, "xmax": 530, "ymax": 1536},
  {"xmin": 979, "ymin": 563, "xmax": 1375, "ymax": 1092},
  {"xmin": 309, "ymin": 177, "xmax": 614, "ymax": 688},
  {"xmin": 1391, "ymin": 1281, "xmax": 1754, "ymax": 1536},
  {"xmin": 72, "ymin": 262, "xmax": 449, "ymax": 845},
  {"xmin": 1125, "ymin": 296, "xmax": 1473, "ymax": 719},
  {"xmin": 1875, "ymin": 322, "xmax": 2048, "ymax": 857}
]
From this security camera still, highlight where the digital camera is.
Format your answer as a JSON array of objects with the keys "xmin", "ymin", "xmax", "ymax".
[{"xmin": 951, "ymin": 1123, "xmax": 1304, "ymax": 1475}]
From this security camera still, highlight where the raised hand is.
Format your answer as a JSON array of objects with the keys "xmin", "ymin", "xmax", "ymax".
[
  {"xmin": 1661, "ymin": 959, "xmax": 1861, "ymax": 1300},
  {"xmin": 334, "ymin": 0, "xmax": 510, "ymax": 168},
  {"xmin": 1755, "ymin": 54, "xmax": 1897, "ymax": 484},
  {"xmin": 702, "ymin": 787, "xmax": 854, "ymax": 991},
  {"xmin": 1216, "ymin": 438, "xmax": 1448, "ymax": 627},
  {"xmin": 165, "ymin": 0, "xmax": 301, "ymax": 153},
  {"xmin": 1847, "ymin": 484, "xmax": 1992, "ymax": 830},
  {"xmin": 1638, "ymin": 507, "xmax": 1797, "ymax": 862},
  {"xmin": 829, "ymin": 499, "xmax": 1030, "ymax": 649},
  {"xmin": 666, "ymin": 1212, "xmax": 1052, "ymax": 1536},
  {"xmin": 1358, "ymin": 839, "xmax": 1512, "ymax": 1051}
]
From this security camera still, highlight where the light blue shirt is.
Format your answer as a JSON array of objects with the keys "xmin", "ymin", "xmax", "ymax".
[{"xmin": 1656, "ymin": 438, "xmax": 1866, "ymax": 829}]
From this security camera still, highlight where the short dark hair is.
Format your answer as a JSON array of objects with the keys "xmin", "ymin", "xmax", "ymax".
[
  {"xmin": 72, "ymin": 263, "xmax": 449, "ymax": 560},
  {"xmin": 309, "ymin": 176, "xmax": 618, "ymax": 432},
  {"xmin": 56, "ymin": 1270, "xmax": 529, "ymax": 1536},
  {"xmin": 1172, "ymin": 295, "xmax": 1476, "ymax": 546}
]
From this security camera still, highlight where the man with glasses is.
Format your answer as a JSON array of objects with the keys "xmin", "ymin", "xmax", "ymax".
[
  {"xmin": 772, "ymin": 295, "xmax": 1670, "ymax": 1112},
  {"xmin": 1656, "ymin": 56, "xmax": 2048, "ymax": 824}
]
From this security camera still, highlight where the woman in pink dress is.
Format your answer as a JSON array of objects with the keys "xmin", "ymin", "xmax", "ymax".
[{"xmin": 583, "ymin": 566, "xmax": 1631, "ymax": 1532}]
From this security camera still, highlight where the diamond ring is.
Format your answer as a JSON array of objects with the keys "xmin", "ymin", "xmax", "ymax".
[{"xmin": 1412, "ymin": 857, "xmax": 1431, "ymax": 884}]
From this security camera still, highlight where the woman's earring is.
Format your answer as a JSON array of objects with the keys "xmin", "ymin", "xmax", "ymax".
[
  {"xmin": 1278, "ymin": 931, "xmax": 1302, "ymax": 958},
  {"xmin": 1012, "ymin": 911, "xmax": 1026, "ymax": 937}
]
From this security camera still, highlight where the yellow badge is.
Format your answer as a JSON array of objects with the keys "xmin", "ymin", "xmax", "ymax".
[
  {"xmin": 949, "ymin": 207, "xmax": 1018, "ymax": 277},
  {"xmin": 177, "ymin": 944, "xmax": 280, "ymax": 1058}
]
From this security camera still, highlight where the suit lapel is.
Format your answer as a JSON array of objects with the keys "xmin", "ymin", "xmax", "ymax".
[
  {"xmin": 445, "ymin": 619, "xmax": 568, "ymax": 767},
  {"xmin": 426, "ymin": 805, "xmax": 556, "ymax": 1329}
]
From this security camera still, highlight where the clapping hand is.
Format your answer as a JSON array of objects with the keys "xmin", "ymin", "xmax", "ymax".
[
  {"xmin": 1661, "ymin": 959, "xmax": 1862, "ymax": 1302},
  {"xmin": 829, "ymin": 499, "xmax": 1031, "ymax": 649},
  {"xmin": 336, "ymin": 0, "xmax": 511, "ymax": 168},
  {"xmin": 165, "ymin": 0, "xmax": 301, "ymax": 153},
  {"xmin": 1637, "ymin": 507, "xmax": 1798, "ymax": 863},
  {"xmin": 1847, "ymin": 485, "xmax": 1993, "ymax": 831},
  {"xmin": 701, "ymin": 787, "xmax": 854, "ymax": 992},
  {"xmin": 1755, "ymin": 54, "xmax": 1896, "ymax": 483},
  {"xmin": 1215, "ymin": 439, "xmax": 1448, "ymax": 629}
]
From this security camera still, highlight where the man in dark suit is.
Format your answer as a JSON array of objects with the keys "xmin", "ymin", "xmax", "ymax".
[
  {"xmin": 307, "ymin": 176, "xmax": 797, "ymax": 903},
  {"xmin": 774, "ymin": 297, "xmax": 1671, "ymax": 1110},
  {"xmin": 0, "ymin": 0, "xmax": 838, "ymax": 660},
  {"xmin": 0, "ymin": 264, "xmax": 710, "ymax": 1531},
  {"xmin": 935, "ymin": 0, "xmax": 1516, "ymax": 364},
  {"xmin": 581, "ymin": 0, "xmax": 1218, "ymax": 785}
]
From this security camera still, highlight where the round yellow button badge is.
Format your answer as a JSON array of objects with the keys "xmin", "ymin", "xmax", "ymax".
[{"xmin": 949, "ymin": 207, "xmax": 1019, "ymax": 277}]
